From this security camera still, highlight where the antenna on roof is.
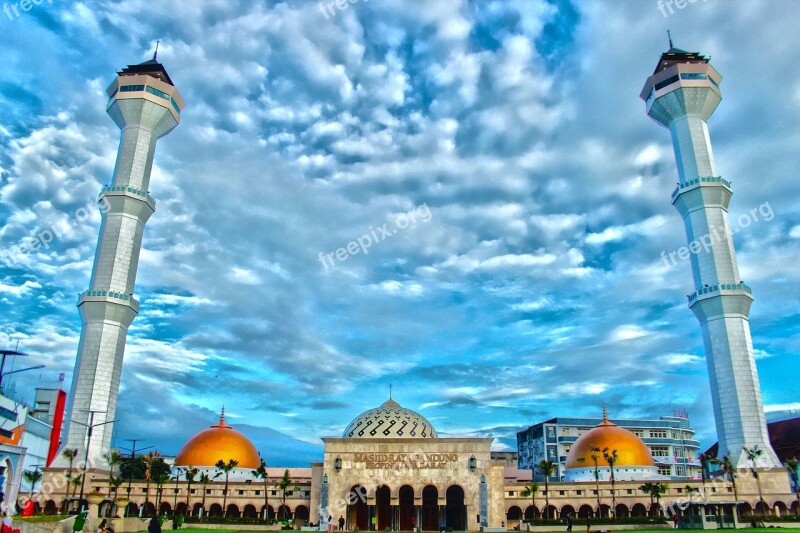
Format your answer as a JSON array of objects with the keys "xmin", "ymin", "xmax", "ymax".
[
  {"xmin": 667, "ymin": 30, "xmax": 674, "ymax": 49},
  {"xmin": 153, "ymin": 40, "xmax": 160, "ymax": 62}
]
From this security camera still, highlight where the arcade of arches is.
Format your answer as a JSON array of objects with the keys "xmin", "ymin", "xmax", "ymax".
[{"xmin": 39, "ymin": 399, "xmax": 797, "ymax": 531}]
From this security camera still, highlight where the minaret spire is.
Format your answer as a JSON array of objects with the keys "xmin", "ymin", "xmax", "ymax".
[
  {"xmin": 641, "ymin": 46, "xmax": 780, "ymax": 468},
  {"xmin": 153, "ymin": 40, "xmax": 160, "ymax": 61},
  {"xmin": 667, "ymin": 30, "xmax": 674, "ymax": 49},
  {"xmin": 58, "ymin": 57, "xmax": 184, "ymax": 468}
]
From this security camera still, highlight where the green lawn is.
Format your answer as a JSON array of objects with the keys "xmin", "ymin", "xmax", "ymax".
[
  {"xmin": 131, "ymin": 530, "xmax": 800, "ymax": 533},
  {"xmin": 13, "ymin": 515, "xmax": 70, "ymax": 523}
]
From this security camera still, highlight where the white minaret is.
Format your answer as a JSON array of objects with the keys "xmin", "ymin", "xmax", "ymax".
[
  {"xmin": 60, "ymin": 55, "xmax": 185, "ymax": 467},
  {"xmin": 641, "ymin": 44, "xmax": 779, "ymax": 468}
]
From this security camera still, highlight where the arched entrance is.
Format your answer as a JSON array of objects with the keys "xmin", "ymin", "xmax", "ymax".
[
  {"xmin": 445, "ymin": 486, "xmax": 465, "ymax": 531},
  {"xmin": 176, "ymin": 502, "xmax": 188, "ymax": 516},
  {"xmin": 295, "ymin": 505, "xmax": 310, "ymax": 526},
  {"xmin": 244, "ymin": 504, "xmax": 258, "ymax": 518},
  {"xmin": 560, "ymin": 505, "xmax": 575, "ymax": 519},
  {"xmin": 348, "ymin": 485, "xmax": 369, "ymax": 532},
  {"xmin": 631, "ymin": 503, "xmax": 647, "ymax": 517},
  {"xmin": 615, "ymin": 504, "xmax": 629, "ymax": 518},
  {"xmin": 376, "ymin": 486, "xmax": 391, "ymax": 531},
  {"xmin": 209, "ymin": 503, "xmax": 223, "ymax": 517},
  {"xmin": 507, "ymin": 506, "xmax": 522, "ymax": 529},
  {"xmin": 525, "ymin": 506, "xmax": 540, "ymax": 520},
  {"xmin": 422, "ymin": 485, "xmax": 439, "ymax": 531},
  {"xmin": 399, "ymin": 486, "xmax": 415, "ymax": 530},
  {"xmin": 578, "ymin": 505, "xmax": 593, "ymax": 518}
]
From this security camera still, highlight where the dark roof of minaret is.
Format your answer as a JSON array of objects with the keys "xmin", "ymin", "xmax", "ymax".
[
  {"xmin": 119, "ymin": 58, "xmax": 174, "ymax": 86},
  {"xmin": 652, "ymin": 47, "xmax": 709, "ymax": 75}
]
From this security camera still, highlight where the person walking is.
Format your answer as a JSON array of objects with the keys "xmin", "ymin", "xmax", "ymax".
[
  {"xmin": 148, "ymin": 517, "xmax": 161, "ymax": 533},
  {"xmin": 566, "ymin": 513, "xmax": 573, "ymax": 533},
  {"xmin": 338, "ymin": 516, "xmax": 345, "ymax": 532},
  {"xmin": 672, "ymin": 514, "xmax": 679, "ymax": 529},
  {"xmin": 585, "ymin": 516, "xmax": 591, "ymax": 533}
]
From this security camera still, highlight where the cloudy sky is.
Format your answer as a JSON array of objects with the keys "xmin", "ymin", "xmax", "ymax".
[{"xmin": 1, "ymin": 0, "xmax": 799, "ymax": 465}]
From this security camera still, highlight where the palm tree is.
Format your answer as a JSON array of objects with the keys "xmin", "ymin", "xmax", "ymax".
[
  {"xmin": 653, "ymin": 483, "xmax": 669, "ymax": 517},
  {"xmin": 639, "ymin": 483, "xmax": 656, "ymax": 517},
  {"xmin": 744, "ymin": 446, "xmax": 767, "ymax": 516},
  {"xmin": 712, "ymin": 454, "xmax": 739, "ymax": 510},
  {"xmin": 70, "ymin": 474, "xmax": 83, "ymax": 500},
  {"xmin": 154, "ymin": 471, "xmax": 170, "ymax": 511},
  {"xmin": 251, "ymin": 458, "xmax": 271, "ymax": 522},
  {"xmin": 109, "ymin": 476, "xmax": 125, "ymax": 516},
  {"xmin": 784, "ymin": 458, "xmax": 799, "ymax": 516},
  {"xmin": 537, "ymin": 460, "xmax": 556, "ymax": 519},
  {"xmin": 215, "ymin": 459, "xmax": 239, "ymax": 515},
  {"xmin": 184, "ymin": 466, "xmax": 199, "ymax": 516},
  {"xmin": 589, "ymin": 444, "xmax": 602, "ymax": 515},
  {"xmin": 198, "ymin": 472, "xmax": 212, "ymax": 519},
  {"xmin": 143, "ymin": 451, "xmax": 163, "ymax": 515},
  {"xmin": 62, "ymin": 448, "xmax": 79, "ymax": 492},
  {"xmin": 103, "ymin": 449, "xmax": 123, "ymax": 499},
  {"xmin": 277, "ymin": 469, "xmax": 297, "ymax": 520},
  {"xmin": 602, "ymin": 448, "xmax": 618, "ymax": 518},
  {"xmin": 520, "ymin": 482, "xmax": 539, "ymax": 521},
  {"xmin": 23, "ymin": 469, "xmax": 43, "ymax": 499}
]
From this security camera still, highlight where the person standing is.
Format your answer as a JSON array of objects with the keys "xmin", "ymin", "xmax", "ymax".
[
  {"xmin": 338, "ymin": 516, "xmax": 345, "ymax": 532},
  {"xmin": 585, "ymin": 516, "xmax": 590, "ymax": 533},
  {"xmin": 327, "ymin": 515, "xmax": 334, "ymax": 533},
  {"xmin": 566, "ymin": 513, "xmax": 573, "ymax": 533}
]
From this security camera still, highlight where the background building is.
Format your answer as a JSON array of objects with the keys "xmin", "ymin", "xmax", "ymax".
[{"xmin": 517, "ymin": 412, "xmax": 700, "ymax": 480}]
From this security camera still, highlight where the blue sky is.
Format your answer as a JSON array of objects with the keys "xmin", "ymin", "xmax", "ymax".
[{"xmin": 1, "ymin": 0, "xmax": 799, "ymax": 466}]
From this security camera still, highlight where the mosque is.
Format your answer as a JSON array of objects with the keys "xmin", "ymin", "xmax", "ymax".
[
  {"xmin": 39, "ymin": 396, "xmax": 796, "ymax": 530},
  {"xmin": 35, "ymin": 35, "xmax": 799, "ymax": 532}
]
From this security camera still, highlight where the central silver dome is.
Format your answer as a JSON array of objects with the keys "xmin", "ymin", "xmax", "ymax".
[{"xmin": 343, "ymin": 398, "xmax": 438, "ymax": 439}]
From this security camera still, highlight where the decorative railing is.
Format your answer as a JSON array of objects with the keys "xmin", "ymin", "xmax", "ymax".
[
  {"xmin": 687, "ymin": 282, "xmax": 752, "ymax": 304},
  {"xmin": 99, "ymin": 185, "xmax": 156, "ymax": 208},
  {"xmin": 671, "ymin": 175, "xmax": 731, "ymax": 201},
  {"xmin": 78, "ymin": 289, "xmax": 140, "ymax": 313}
]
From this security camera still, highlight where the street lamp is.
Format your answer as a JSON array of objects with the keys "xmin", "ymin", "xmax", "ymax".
[
  {"xmin": 118, "ymin": 439, "xmax": 153, "ymax": 516},
  {"xmin": 71, "ymin": 410, "xmax": 117, "ymax": 511},
  {"xmin": 0, "ymin": 349, "xmax": 45, "ymax": 390}
]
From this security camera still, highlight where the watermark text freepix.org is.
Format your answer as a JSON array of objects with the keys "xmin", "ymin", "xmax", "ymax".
[
  {"xmin": 657, "ymin": 0, "xmax": 710, "ymax": 18},
  {"xmin": 3, "ymin": 0, "xmax": 52, "ymax": 22},
  {"xmin": 319, "ymin": 0, "xmax": 367, "ymax": 20},
  {"xmin": 660, "ymin": 201, "xmax": 773, "ymax": 268},
  {"xmin": 318, "ymin": 203, "xmax": 431, "ymax": 270}
]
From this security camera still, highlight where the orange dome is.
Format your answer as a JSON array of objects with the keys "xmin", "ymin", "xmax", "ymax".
[
  {"xmin": 174, "ymin": 409, "xmax": 261, "ymax": 469},
  {"xmin": 565, "ymin": 408, "xmax": 655, "ymax": 469}
]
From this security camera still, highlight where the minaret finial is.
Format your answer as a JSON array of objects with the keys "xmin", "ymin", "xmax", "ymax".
[
  {"xmin": 153, "ymin": 40, "xmax": 160, "ymax": 62},
  {"xmin": 389, "ymin": 383, "xmax": 393, "ymax": 400},
  {"xmin": 667, "ymin": 30, "xmax": 674, "ymax": 49},
  {"xmin": 602, "ymin": 404, "xmax": 608, "ymax": 423}
]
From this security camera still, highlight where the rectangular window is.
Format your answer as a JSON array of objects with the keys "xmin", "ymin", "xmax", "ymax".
[
  {"xmin": 171, "ymin": 97, "xmax": 181, "ymax": 114},
  {"xmin": 191, "ymin": 489, "xmax": 195, "ymax": 494},
  {"xmin": 576, "ymin": 491, "xmax": 582, "ymax": 496},
  {"xmin": 120, "ymin": 85, "xmax": 145, "ymax": 92},
  {"xmin": 146, "ymin": 85, "xmax": 171, "ymax": 100},
  {"xmin": 626, "ymin": 490, "xmax": 632, "ymax": 495},
  {"xmin": 654, "ymin": 75, "xmax": 679, "ymax": 91},
  {"xmin": 708, "ymin": 76, "xmax": 720, "ymax": 89},
  {"xmin": 255, "ymin": 491, "xmax": 260, "ymax": 496},
  {"xmin": 658, "ymin": 467, "xmax": 672, "ymax": 476},
  {"xmin": 559, "ymin": 491, "xmax": 565, "ymax": 496},
  {"xmin": 206, "ymin": 489, "xmax": 212, "ymax": 494},
  {"xmin": 650, "ymin": 446, "xmax": 669, "ymax": 457},
  {"xmin": 680, "ymin": 73, "xmax": 707, "ymax": 80},
  {"xmin": 238, "ymin": 490, "xmax": 244, "ymax": 495},
  {"xmin": 650, "ymin": 431, "xmax": 668, "ymax": 439}
]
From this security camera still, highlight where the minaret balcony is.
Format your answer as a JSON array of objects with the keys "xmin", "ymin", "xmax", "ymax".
[
  {"xmin": 687, "ymin": 282, "xmax": 752, "ymax": 305},
  {"xmin": 99, "ymin": 185, "xmax": 156, "ymax": 211},
  {"xmin": 671, "ymin": 175, "xmax": 731, "ymax": 202},
  {"xmin": 77, "ymin": 289, "xmax": 140, "ymax": 314}
]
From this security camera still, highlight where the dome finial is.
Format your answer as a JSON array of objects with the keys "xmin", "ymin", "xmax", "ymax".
[
  {"xmin": 602, "ymin": 404, "xmax": 608, "ymax": 423},
  {"xmin": 220, "ymin": 406, "xmax": 226, "ymax": 425},
  {"xmin": 389, "ymin": 383, "xmax": 393, "ymax": 400}
]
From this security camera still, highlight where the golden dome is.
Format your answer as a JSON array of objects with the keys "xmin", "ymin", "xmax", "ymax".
[
  {"xmin": 343, "ymin": 396, "xmax": 437, "ymax": 439},
  {"xmin": 565, "ymin": 408, "xmax": 655, "ymax": 469},
  {"xmin": 174, "ymin": 409, "xmax": 261, "ymax": 469}
]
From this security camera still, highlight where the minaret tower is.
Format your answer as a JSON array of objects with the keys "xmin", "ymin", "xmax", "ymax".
[
  {"xmin": 61, "ymin": 55, "xmax": 185, "ymax": 466},
  {"xmin": 641, "ymin": 44, "xmax": 779, "ymax": 467}
]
